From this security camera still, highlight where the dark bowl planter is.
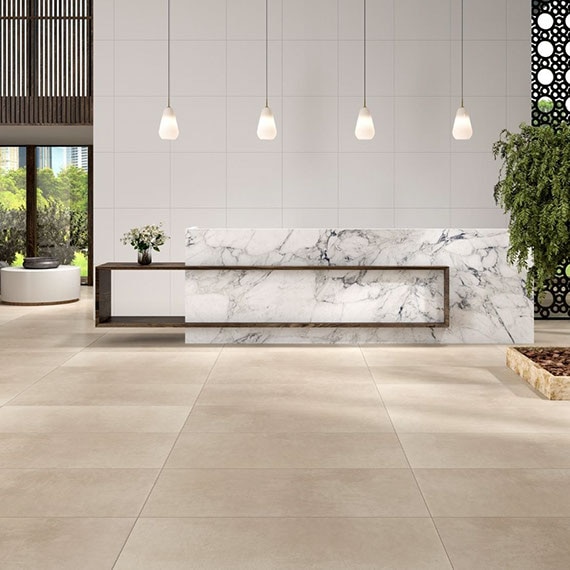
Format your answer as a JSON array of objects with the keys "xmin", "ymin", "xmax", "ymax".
[{"xmin": 23, "ymin": 257, "xmax": 60, "ymax": 269}]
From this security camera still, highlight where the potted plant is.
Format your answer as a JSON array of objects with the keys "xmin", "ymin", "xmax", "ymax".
[
  {"xmin": 493, "ymin": 122, "xmax": 570, "ymax": 294},
  {"xmin": 120, "ymin": 223, "xmax": 170, "ymax": 265}
]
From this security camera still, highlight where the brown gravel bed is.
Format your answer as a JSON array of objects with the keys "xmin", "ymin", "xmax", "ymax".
[{"xmin": 517, "ymin": 347, "xmax": 570, "ymax": 376}]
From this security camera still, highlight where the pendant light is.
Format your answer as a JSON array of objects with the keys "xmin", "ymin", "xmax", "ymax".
[
  {"xmin": 159, "ymin": 0, "xmax": 179, "ymax": 140},
  {"xmin": 257, "ymin": 0, "xmax": 277, "ymax": 140},
  {"xmin": 355, "ymin": 0, "xmax": 375, "ymax": 140},
  {"xmin": 452, "ymin": 0, "xmax": 473, "ymax": 140}
]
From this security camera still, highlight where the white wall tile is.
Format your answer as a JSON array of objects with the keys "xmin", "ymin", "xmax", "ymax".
[
  {"xmin": 172, "ymin": 98, "xmax": 227, "ymax": 153},
  {"xmin": 114, "ymin": 153, "xmax": 171, "ymax": 209},
  {"xmin": 114, "ymin": 97, "xmax": 167, "ymax": 153},
  {"xmin": 227, "ymin": 209, "xmax": 283, "ymax": 227},
  {"xmin": 171, "ymin": 154, "xmax": 227, "ymax": 209},
  {"xmin": 395, "ymin": 97, "xmax": 451, "ymax": 153},
  {"xmin": 115, "ymin": 209, "xmax": 172, "ymax": 262},
  {"xmin": 94, "ymin": 0, "xmax": 114, "ymax": 41},
  {"xmin": 227, "ymin": 0, "xmax": 282, "ymax": 40},
  {"xmin": 339, "ymin": 0, "xmax": 394, "ymax": 40},
  {"xmin": 507, "ymin": 0, "xmax": 530, "ymax": 41},
  {"xmin": 115, "ymin": 0, "xmax": 165, "ymax": 40},
  {"xmin": 171, "ymin": 0, "xmax": 226, "ymax": 40},
  {"xmin": 283, "ymin": 154, "xmax": 338, "ymax": 208},
  {"xmin": 283, "ymin": 98, "xmax": 338, "ymax": 152},
  {"xmin": 395, "ymin": 41, "xmax": 451, "ymax": 96},
  {"xmin": 395, "ymin": 0, "xmax": 451, "ymax": 41},
  {"xmin": 171, "ymin": 272, "xmax": 186, "ymax": 316},
  {"xmin": 339, "ymin": 154, "xmax": 394, "ymax": 208},
  {"xmin": 339, "ymin": 41, "xmax": 394, "ymax": 97},
  {"xmin": 507, "ymin": 40, "xmax": 530, "ymax": 97},
  {"xmin": 395, "ymin": 153, "xmax": 450, "ymax": 208},
  {"xmin": 172, "ymin": 41, "xmax": 226, "ymax": 97},
  {"xmin": 283, "ymin": 41, "xmax": 338, "ymax": 97},
  {"xmin": 94, "ymin": 41, "xmax": 114, "ymax": 97},
  {"xmin": 94, "ymin": 153, "xmax": 115, "ymax": 209},
  {"xmin": 506, "ymin": 97, "xmax": 530, "ymax": 131},
  {"xmin": 283, "ymin": 0, "xmax": 338, "ymax": 40},
  {"xmin": 339, "ymin": 208, "xmax": 395, "ymax": 228},
  {"xmin": 113, "ymin": 272, "xmax": 172, "ymax": 316},
  {"xmin": 227, "ymin": 154, "xmax": 282, "ymax": 208},
  {"xmin": 451, "ymin": 152, "xmax": 499, "ymax": 209},
  {"xmin": 227, "ymin": 97, "xmax": 283, "ymax": 153},
  {"xmin": 94, "ymin": 97, "xmax": 115, "ymax": 152},
  {"xmin": 451, "ymin": 208, "xmax": 508, "ymax": 228},
  {"xmin": 282, "ymin": 209, "xmax": 339, "ymax": 228},
  {"xmin": 115, "ymin": 41, "xmax": 165, "ymax": 97},
  {"xmin": 93, "ymin": 209, "xmax": 115, "ymax": 265},
  {"xmin": 339, "ymin": 97, "xmax": 395, "ymax": 153},
  {"xmin": 452, "ymin": 41, "xmax": 507, "ymax": 98},
  {"xmin": 450, "ymin": 97, "xmax": 506, "ymax": 153},
  {"xmin": 227, "ymin": 41, "xmax": 282, "ymax": 97},
  {"xmin": 451, "ymin": 0, "xmax": 507, "ymax": 41},
  {"xmin": 395, "ymin": 208, "xmax": 451, "ymax": 227}
]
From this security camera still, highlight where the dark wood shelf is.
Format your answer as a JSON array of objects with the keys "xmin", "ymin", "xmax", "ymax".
[{"xmin": 96, "ymin": 263, "xmax": 450, "ymax": 329}]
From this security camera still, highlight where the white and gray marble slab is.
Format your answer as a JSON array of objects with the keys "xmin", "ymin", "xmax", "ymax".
[{"xmin": 184, "ymin": 228, "xmax": 533, "ymax": 344}]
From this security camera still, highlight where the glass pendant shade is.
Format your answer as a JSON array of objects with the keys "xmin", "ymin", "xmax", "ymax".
[
  {"xmin": 257, "ymin": 106, "xmax": 277, "ymax": 140},
  {"xmin": 452, "ymin": 106, "xmax": 473, "ymax": 140},
  {"xmin": 159, "ymin": 106, "xmax": 179, "ymax": 140},
  {"xmin": 355, "ymin": 106, "xmax": 375, "ymax": 140}
]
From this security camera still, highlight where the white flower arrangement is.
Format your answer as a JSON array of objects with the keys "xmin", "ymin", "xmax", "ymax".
[{"xmin": 120, "ymin": 223, "xmax": 169, "ymax": 253}]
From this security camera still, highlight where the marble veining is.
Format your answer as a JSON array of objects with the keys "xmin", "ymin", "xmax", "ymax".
[{"xmin": 185, "ymin": 228, "xmax": 533, "ymax": 344}]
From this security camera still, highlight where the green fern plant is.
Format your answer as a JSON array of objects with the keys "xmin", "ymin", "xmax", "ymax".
[{"xmin": 493, "ymin": 122, "xmax": 570, "ymax": 295}]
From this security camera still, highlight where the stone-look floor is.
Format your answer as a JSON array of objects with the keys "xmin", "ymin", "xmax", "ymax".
[{"xmin": 1, "ymin": 290, "xmax": 570, "ymax": 569}]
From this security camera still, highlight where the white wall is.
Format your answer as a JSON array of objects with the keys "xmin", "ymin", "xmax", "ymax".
[{"xmin": 94, "ymin": 0, "xmax": 530, "ymax": 315}]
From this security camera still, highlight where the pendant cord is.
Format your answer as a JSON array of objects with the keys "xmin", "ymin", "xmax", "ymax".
[
  {"xmin": 167, "ymin": 0, "xmax": 171, "ymax": 107},
  {"xmin": 265, "ymin": 0, "xmax": 268, "ymax": 107},
  {"xmin": 363, "ymin": 0, "xmax": 366, "ymax": 108},
  {"xmin": 460, "ymin": 0, "xmax": 463, "ymax": 107}
]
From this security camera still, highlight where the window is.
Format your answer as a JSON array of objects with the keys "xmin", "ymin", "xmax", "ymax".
[{"xmin": 0, "ymin": 145, "xmax": 92, "ymax": 284}]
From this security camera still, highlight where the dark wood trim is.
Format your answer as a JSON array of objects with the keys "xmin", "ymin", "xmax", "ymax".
[
  {"xmin": 96, "ymin": 263, "xmax": 451, "ymax": 329},
  {"xmin": 25, "ymin": 145, "xmax": 37, "ymax": 257},
  {"xmin": 1, "ymin": 298, "xmax": 79, "ymax": 306},
  {"xmin": 87, "ymin": 145, "xmax": 93, "ymax": 285}
]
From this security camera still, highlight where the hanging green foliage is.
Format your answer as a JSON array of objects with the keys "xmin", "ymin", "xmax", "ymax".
[{"xmin": 493, "ymin": 122, "xmax": 570, "ymax": 295}]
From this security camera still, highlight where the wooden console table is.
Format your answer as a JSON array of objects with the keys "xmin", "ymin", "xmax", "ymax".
[{"xmin": 95, "ymin": 262, "xmax": 450, "ymax": 328}]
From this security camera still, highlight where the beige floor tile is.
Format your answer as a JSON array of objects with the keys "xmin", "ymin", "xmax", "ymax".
[
  {"xmin": 196, "ymin": 383, "xmax": 382, "ymax": 407},
  {"xmin": 166, "ymin": 433, "xmax": 407, "ymax": 468},
  {"xmin": 378, "ymin": 383, "xmax": 536, "ymax": 406},
  {"xmin": 415, "ymin": 468, "xmax": 570, "ymax": 517},
  {"xmin": 435, "ymin": 517, "xmax": 570, "ymax": 570},
  {"xmin": 55, "ymin": 350, "xmax": 218, "ymax": 383},
  {"xmin": 0, "ymin": 406, "xmax": 191, "ymax": 433},
  {"xmin": 115, "ymin": 518, "xmax": 451, "ymax": 570},
  {"xmin": 0, "ymin": 468, "xmax": 158, "ymax": 517},
  {"xmin": 142, "ymin": 468, "xmax": 428, "ymax": 517},
  {"xmin": 184, "ymin": 404, "xmax": 395, "ymax": 433},
  {"xmin": 209, "ymin": 346, "xmax": 371, "ymax": 383},
  {"xmin": 0, "ymin": 517, "xmax": 135, "ymax": 570},
  {"xmin": 387, "ymin": 402, "xmax": 570, "ymax": 433},
  {"xmin": 0, "ymin": 433, "xmax": 177, "ymax": 468},
  {"xmin": 84, "ymin": 333, "xmax": 194, "ymax": 351},
  {"xmin": 0, "ymin": 331, "xmax": 105, "ymax": 350},
  {"xmin": 0, "ymin": 384, "xmax": 29, "ymax": 405},
  {"xmin": 361, "ymin": 345, "xmax": 505, "ymax": 367},
  {"xmin": 401, "ymin": 433, "xmax": 570, "ymax": 468},
  {"xmin": 0, "ymin": 351, "xmax": 75, "ymax": 384},
  {"xmin": 7, "ymin": 381, "xmax": 202, "ymax": 406},
  {"xmin": 369, "ymin": 365, "xmax": 511, "ymax": 385}
]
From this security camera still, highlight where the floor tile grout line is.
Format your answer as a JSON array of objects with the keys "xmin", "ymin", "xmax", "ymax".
[
  {"xmin": 110, "ymin": 347, "xmax": 224, "ymax": 569},
  {"xmin": 359, "ymin": 344, "xmax": 456, "ymax": 570}
]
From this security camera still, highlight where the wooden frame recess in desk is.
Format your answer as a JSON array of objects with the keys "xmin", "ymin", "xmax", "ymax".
[{"xmin": 95, "ymin": 262, "xmax": 450, "ymax": 328}]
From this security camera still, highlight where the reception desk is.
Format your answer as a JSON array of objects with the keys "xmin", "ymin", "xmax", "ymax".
[{"xmin": 185, "ymin": 228, "xmax": 533, "ymax": 344}]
